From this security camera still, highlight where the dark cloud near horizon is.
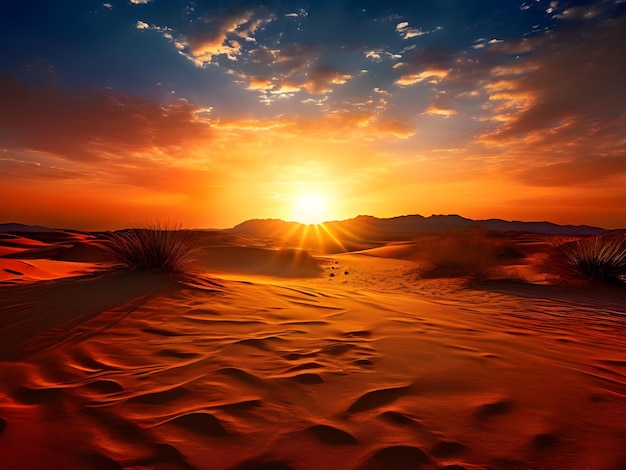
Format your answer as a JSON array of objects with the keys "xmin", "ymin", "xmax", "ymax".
[
  {"xmin": 0, "ymin": 74, "xmax": 213, "ymax": 162},
  {"xmin": 476, "ymin": 11, "xmax": 626, "ymax": 188},
  {"xmin": 486, "ymin": 14, "xmax": 626, "ymax": 139},
  {"xmin": 517, "ymin": 153, "xmax": 626, "ymax": 186}
]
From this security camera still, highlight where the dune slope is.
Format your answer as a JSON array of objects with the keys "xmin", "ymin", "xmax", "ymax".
[{"xmin": 1, "ymin": 261, "xmax": 625, "ymax": 469}]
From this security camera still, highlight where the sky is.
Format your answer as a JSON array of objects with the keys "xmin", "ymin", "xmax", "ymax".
[{"xmin": 1, "ymin": 0, "xmax": 625, "ymax": 230}]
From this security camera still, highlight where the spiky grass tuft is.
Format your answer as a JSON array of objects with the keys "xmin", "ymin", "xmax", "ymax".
[
  {"xmin": 557, "ymin": 234, "xmax": 626, "ymax": 283},
  {"xmin": 103, "ymin": 222, "xmax": 199, "ymax": 274}
]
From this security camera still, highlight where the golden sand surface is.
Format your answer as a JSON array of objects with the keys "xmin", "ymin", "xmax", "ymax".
[{"xmin": 1, "ymin": 229, "xmax": 625, "ymax": 469}]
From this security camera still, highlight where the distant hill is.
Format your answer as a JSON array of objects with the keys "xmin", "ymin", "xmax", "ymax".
[
  {"xmin": 2, "ymin": 215, "xmax": 606, "ymax": 244},
  {"xmin": 231, "ymin": 214, "xmax": 605, "ymax": 253},
  {"xmin": 233, "ymin": 214, "xmax": 605, "ymax": 236},
  {"xmin": 0, "ymin": 223, "xmax": 55, "ymax": 233}
]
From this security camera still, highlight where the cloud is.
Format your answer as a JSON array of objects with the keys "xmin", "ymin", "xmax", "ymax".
[
  {"xmin": 303, "ymin": 65, "xmax": 352, "ymax": 94},
  {"xmin": 365, "ymin": 49, "xmax": 401, "ymax": 62},
  {"xmin": 185, "ymin": 9, "xmax": 254, "ymax": 61},
  {"xmin": 133, "ymin": 8, "xmax": 278, "ymax": 65},
  {"xmin": 381, "ymin": 10, "xmax": 626, "ymax": 192},
  {"xmin": 393, "ymin": 46, "xmax": 459, "ymax": 86},
  {"xmin": 0, "ymin": 153, "xmax": 88, "ymax": 181},
  {"xmin": 480, "ymin": 15, "xmax": 626, "ymax": 140},
  {"xmin": 473, "ymin": 38, "xmax": 503, "ymax": 50},
  {"xmin": 134, "ymin": 21, "xmax": 195, "ymax": 65},
  {"xmin": 0, "ymin": 74, "xmax": 413, "ymax": 213},
  {"xmin": 486, "ymin": 36, "xmax": 541, "ymax": 55},
  {"xmin": 248, "ymin": 45, "xmax": 278, "ymax": 63},
  {"xmin": 235, "ymin": 44, "xmax": 357, "ymax": 99},
  {"xmin": 469, "ymin": 15, "xmax": 626, "ymax": 187},
  {"xmin": 396, "ymin": 22, "xmax": 442, "ymax": 40},
  {"xmin": 141, "ymin": 7, "xmax": 277, "ymax": 65},
  {"xmin": 554, "ymin": 5, "xmax": 605, "ymax": 20},
  {"xmin": 285, "ymin": 9, "xmax": 307, "ymax": 18},
  {"xmin": 395, "ymin": 68, "xmax": 449, "ymax": 85},
  {"xmin": 0, "ymin": 77, "xmax": 259, "ymax": 228},
  {"xmin": 365, "ymin": 50, "xmax": 383, "ymax": 62},
  {"xmin": 272, "ymin": 43, "xmax": 321, "ymax": 75},
  {"xmin": 212, "ymin": 110, "xmax": 414, "ymax": 143},
  {"xmin": 516, "ymin": 154, "xmax": 626, "ymax": 186},
  {"xmin": 0, "ymin": 75, "xmax": 213, "ymax": 164},
  {"xmin": 130, "ymin": 0, "xmax": 151, "ymax": 4},
  {"xmin": 424, "ymin": 104, "xmax": 457, "ymax": 117}
]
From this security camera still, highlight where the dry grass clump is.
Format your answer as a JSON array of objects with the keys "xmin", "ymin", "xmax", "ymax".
[
  {"xmin": 556, "ymin": 234, "xmax": 626, "ymax": 283},
  {"xmin": 416, "ymin": 228, "xmax": 505, "ymax": 280},
  {"xmin": 103, "ymin": 222, "xmax": 199, "ymax": 274}
]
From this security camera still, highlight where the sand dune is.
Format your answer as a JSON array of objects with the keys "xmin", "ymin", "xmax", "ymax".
[
  {"xmin": 1, "ymin": 228, "xmax": 625, "ymax": 469},
  {"xmin": 197, "ymin": 246, "xmax": 321, "ymax": 278}
]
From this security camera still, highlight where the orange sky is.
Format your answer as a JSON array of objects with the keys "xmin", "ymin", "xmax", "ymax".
[
  {"xmin": 1, "ymin": 79, "xmax": 624, "ymax": 230},
  {"xmin": 1, "ymin": 2, "xmax": 625, "ymax": 230}
]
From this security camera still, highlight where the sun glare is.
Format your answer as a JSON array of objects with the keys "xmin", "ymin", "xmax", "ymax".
[{"xmin": 292, "ymin": 192, "xmax": 330, "ymax": 225}]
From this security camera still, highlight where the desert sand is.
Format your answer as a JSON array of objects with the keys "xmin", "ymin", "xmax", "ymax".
[{"xmin": 1, "ymin": 227, "xmax": 625, "ymax": 470}]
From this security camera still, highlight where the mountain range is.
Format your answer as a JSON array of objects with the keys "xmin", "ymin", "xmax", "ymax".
[
  {"xmin": 1, "ymin": 215, "xmax": 606, "ymax": 237},
  {"xmin": 0, "ymin": 223, "xmax": 59, "ymax": 233},
  {"xmin": 232, "ymin": 214, "xmax": 605, "ymax": 238},
  {"xmin": 0, "ymin": 215, "xmax": 609, "ymax": 255},
  {"xmin": 228, "ymin": 214, "xmax": 606, "ymax": 253}
]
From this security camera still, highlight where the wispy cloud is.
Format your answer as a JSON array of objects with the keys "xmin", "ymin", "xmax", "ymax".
[
  {"xmin": 396, "ymin": 22, "xmax": 442, "ymax": 40},
  {"xmin": 393, "ymin": 47, "xmax": 456, "ymax": 86},
  {"xmin": 232, "ymin": 43, "xmax": 359, "ymax": 101},
  {"xmin": 0, "ymin": 75, "xmax": 213, "ymax": 164},
  {"xmin": 553, "ymin": 4, "xmax": 606, "ymax": 20},
  {"xmin": 0, "ymin": 75, "xmax": 413, "ymax": 201},
  {"xmin": 137, "ymin": 7, "xmax": 277, "ymax": 66},
  {"xmin": 478, "ymin": 15, "xmax": 626, "ymax": 161},
  {"xmin": 365, "ymin": 49, "xmax": 401, "ymax": 62},
  {"xmin": 423, "ymin": 104, "xmax": 457, "ymax": 117},
  {"xmin": 516, "ymin": 155, "xmax": 626, "ymax": 186},
  {"xmin": 186, "ymin": 8, "xmax": 255, "ymax": 61},
  {"xmin": 3, "ymin": 0, "xmax": 625, "ymax": 228},
  {"xmin": 285, "ymin": 9, "xmax": 307, "ymax": 18},
  {"xmin": 303, "ymin": 65, "xmax": 352, "ymax": 94}
]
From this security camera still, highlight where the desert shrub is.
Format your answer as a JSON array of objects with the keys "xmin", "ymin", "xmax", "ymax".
[
  {"xmin": 416, "ymin": 228, "xmax": 501, "ymax": 279},
  {"xmin": 103, "ymin": 222, "xmax": 199, "ymax": 274},
  {"xmin": 494, "ymin": 239, "xmax": 524, "ymax": 260},
  {"xmin": 556, "ymin": 234, "xmax": 626, "ymax": 283}
]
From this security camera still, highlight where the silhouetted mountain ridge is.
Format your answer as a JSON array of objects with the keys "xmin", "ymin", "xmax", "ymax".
[
  {"xmin": 233, "ymin": 214, "xmax": 604, "ymax": 238},
  {"xmin": 0, "ymin": 223, "xmax": 55, "ymax": 233}
]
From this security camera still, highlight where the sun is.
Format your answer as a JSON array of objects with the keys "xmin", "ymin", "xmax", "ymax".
[{"xmin": 291, "ymin": 192, "xmax": 330, "ymax": 225}]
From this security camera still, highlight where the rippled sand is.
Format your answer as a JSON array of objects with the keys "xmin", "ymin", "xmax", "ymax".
[{"xmin": 1, "ymin": 230, "xmax": 625, "ymax": 469}]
